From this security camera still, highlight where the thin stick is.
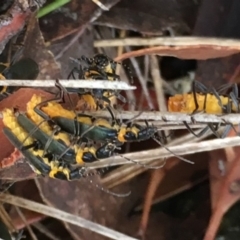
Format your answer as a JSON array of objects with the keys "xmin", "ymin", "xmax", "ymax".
[
  {"xmin": 0, "ymin": 80, "xmax": 135, "ymax": 90},
  {"xmin": 0, "ymin": 110, "xmax": 239, "ymax": 127},
  {"xmin": 113, "ymin": 120, "xmax": 209, "ymax": 130},
  {"xmin": 0, "ymin": 194, "xmax": 138, "ymax": 240},
  {"xmin": 154, "ymin": 123, "xmax": 212, "ymax": 130},
  {"xmin": 77, "ymin": 110, "xmax": 240, "ymax": 125},
  {"xmin": 0, "ymin": 109, "xmax": 222, "ymax": 129},
  {"xmin": 94, "ymin": 37, "xmax": 240, "ymax": 48},
  {"xmin": 0, "ymin": 109, "xmax": 239, "ymax": 127},
  {"xmin": 87, "ymin": 135, "xmax": 240, "ymax": 169},
  {"xmin": 0, "ymin": 111, "xmax": 211, "ymax": 130}
]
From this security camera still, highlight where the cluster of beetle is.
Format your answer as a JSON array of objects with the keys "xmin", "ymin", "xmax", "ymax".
[
  {"xmin": 168, "ymin": 80, "xmax": 240, "ymax": 115},
  {"xmin": 1, "ymin": 53, "xmax": 239, "ymax": 184},
  {"xmin": 168, "ymin": 80, "xmax": 240, "ymax": 138},
  {"xmin": 1, "ymin": 54, "xmax": 159, "ymax": 183}
]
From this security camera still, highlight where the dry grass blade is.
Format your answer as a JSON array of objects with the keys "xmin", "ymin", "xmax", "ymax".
[
  {"xmin": 92, "ymin": 0, "xmax": 109, "ymax": 10},
  {"xmin": 150, "ymin": 55, "xmax": 166, "ymax": 112},
  {"xmin": 125, "ymin": 46, "xmax": 154, "ymax": 109},
  {"xmin": 32, "ymin": 223, "xmax": 61, "ymax": 240},
  {"xmin": 55, "ymin": 27, "xmax": 88, "ymax": 60},
  {"xmin": 150, "ymin": 56, "xmax": 177, "ymax": 96},
  {"xmin": 0, "ymin": 80, "xmax": 135, "ymax": 90},
  {"xmin": 15, "ymin": 206, "xmax": 38, "ymax": 240},
  {"xmin": 94, "ymin": 37, "xmax": 240, "ymax": 48},
  {"xmin": 0, "ymin": 204, "xmax": 16, "ymax": 233},
  {"xmin": 0, "ymin": 194, "xmax": 138, "ymax": 240}
]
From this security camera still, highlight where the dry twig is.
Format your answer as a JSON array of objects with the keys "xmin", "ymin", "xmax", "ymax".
[
  {"xmin": 88, "ymin": 135, "xmax": 240, "ymax": 170},
  {"xmin": 0, "ymin": 80, "xmax": 135, "ymax": 90},
  {"xmin": 125, "ymin": 46, "xmax": 154, "ymax": 109},
  {"xmin": 80, "ymin": 110, "xmax": 240, "ymax": 125}
]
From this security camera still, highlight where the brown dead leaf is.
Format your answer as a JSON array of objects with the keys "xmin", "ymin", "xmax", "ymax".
[{"xmin": 204, "ymin": 145, "xmax": 240, "ymax": 240}]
